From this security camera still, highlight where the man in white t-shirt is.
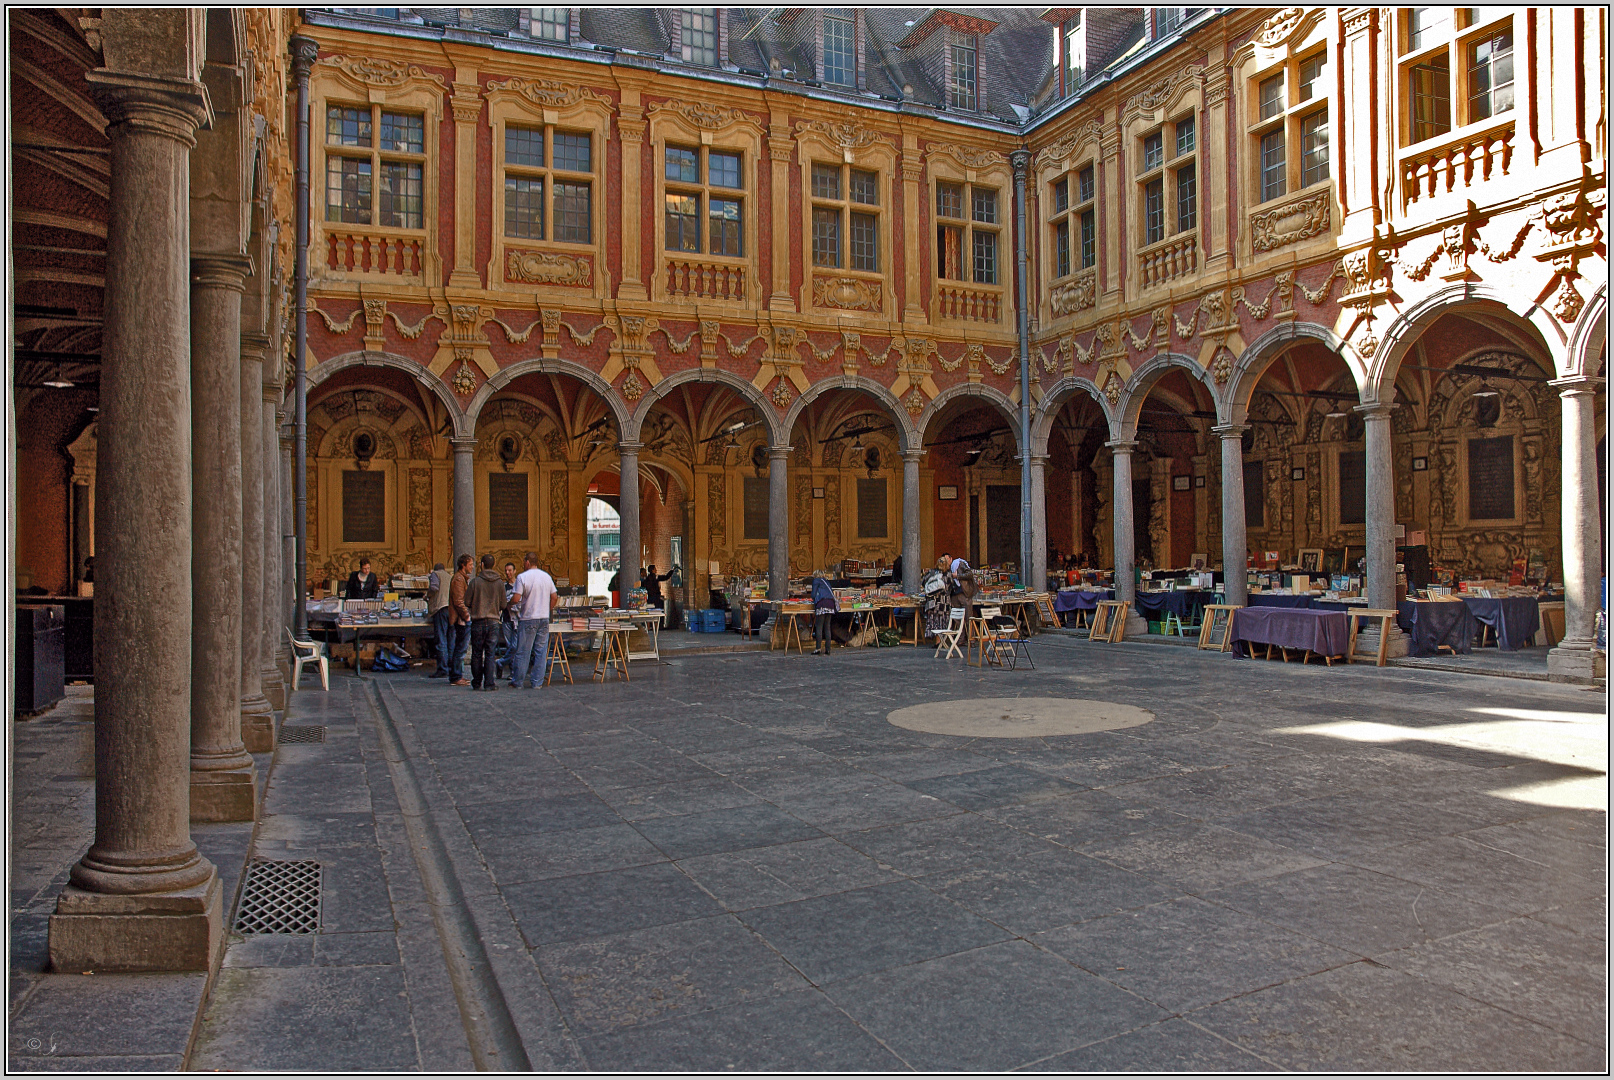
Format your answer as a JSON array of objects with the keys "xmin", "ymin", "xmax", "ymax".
[{"xmin": 509, "ymin": 551, "xmax": 559, "ymax": 688}]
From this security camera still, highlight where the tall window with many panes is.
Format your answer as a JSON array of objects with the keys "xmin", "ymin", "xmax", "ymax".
[
  {"xmin": 664, "ymin": 145, "xmax": 744, "ymax": 256},
  {"xmin": 822, "ymin": 11, "xmax": 856, "ymax": 87},
  {"xmin": 503, "ymin": 124, "xmax": 592, "ymax": 243},
  {"xmin": 949, "ymin": 38, "xmax": 978, "ymax": 111},
  {"xmin": 811, "ymin": 163, "xmax": 880, "ymax": 272},
  {"xmin": 1137, "ymin": 115, "xmax": 1196, "ymax": 246},
  {"xmin": 681, "ymin": 8, "xmax": 717, "ymax": 66},
  {"xmin": 325, "ymin": 104, "xmax": 425, "ymax": 229},
  {"xmin": 1249, "ymin": 47, "xmax": 1330, "ymax": 203},
  {"xmin": 936, "ymin": 181, "xmax": 999, "ymax": 284},
  {"xmin": 1399, "ymin": 8, "xmax": 1513, "ymax": 146},
  {"xmin": 531, "ymin": 7, "xmax": 568, "ymax": 42}
]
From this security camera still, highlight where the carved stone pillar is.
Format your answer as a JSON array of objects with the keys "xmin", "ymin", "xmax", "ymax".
[
  {"xmin": 448, "ymin": 74, "xmax": 482, "ymax": 289},
  {"xmin": 618, "ymin": 102, "xmax": 647, "ymax": 301},
  {"xmin": 238, "ymin": 335, "xmax": 275, "ymax": 751},
  {"xmin": 618, "ymin": 442, "xmax": 642, "ymax": 590},
  {"xmin": 1109, "ymin": 440, "xmax": 1136, "ymax": 602},
  {"xmin": 1548, "ymin": 376, "xmax": 1606, "ymax": 681},
  {"xmin": 768, "ymin": 447, "xmax": 791, "ymax": 600},
  {"xmin": 277, "ymin": 418, "xmax": 295, "ymax": 691},
  {"xmin": 451, "ymin": 436, "xmax": 477, "ymax": 561},
  {"xmin": 1099, "ymin": 124, "xmax": 1123, "ymax": 303},
  {"xmin": 189, "ymin": 254, "xmax": 257, "ymax": 821},
  {"xmin": 767, "ymin": 121, "xmax": 795, "ymax": 312},
  {"xmin": 901, "ymin": 141, "xmax": 926, "ymax": 322},
  {"xmin": 901, "ymin": 449, "xmax": 923, "ymax": 596},
  {"xmin": 1359, "ymin": 402, "xmax": 1408, "ymax": 656},
  {"xmin": 1214, "ymin": 425, "xmax": 1249, "ymax": 606},
  {"xmin": 1339, "ymin": 7, "xmax": 1380, "ymax": 242},
  {"xmin": 260, "ymin": 385, "xmax": 286, "ymax": 713},
  {"xmin": 52, "ymin": 65, "xmax": 222, "ymax": 974},
  {"xmin": 1201, "ymin": 54, "xmax": 1232, "ymax": 273}
]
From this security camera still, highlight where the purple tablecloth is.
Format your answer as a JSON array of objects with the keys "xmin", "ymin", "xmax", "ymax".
[
  {"xmin": 1463, "ymin": 596, "xmax": 1540, "ymax": 651},
  {"xmin": 1054, "ymin": 589, "xmax": 1113, "ymax": 612},
  {"xmin": 1231, "ymin": 607, "xmax": 1349, "ymax": 659},
  {"xmin": 1248, "ymin": 594, "xmax": 1316, "ymax": 609},
  {"xmin": 1396, "ymin": 600, "xmax": 1476, "ymax": 656}
]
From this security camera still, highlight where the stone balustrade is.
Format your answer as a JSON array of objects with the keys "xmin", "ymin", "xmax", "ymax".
[
  {"xmin": 663, "ymin": 256, "xmax": 747, "ymax": 303},
  {"xmin": 1401, "ymin": 120, "xmax": 1514, "ymax": 209},
  {"xmin": 1137, "ymin": 232, "xmax": 1198, "ymax": 290},
  {"xmin": 325, "ymin": 229, "xmax": 426, "ymax": 280},
  {"xmin": 933, "ymin": 281, "xmax": 1004, "ymax": 324}
]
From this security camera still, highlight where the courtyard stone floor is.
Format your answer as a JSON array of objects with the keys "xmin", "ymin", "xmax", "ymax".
[{"xmin": 10, "ymin": 635, "xmax": 1608, "ymax": 1071}]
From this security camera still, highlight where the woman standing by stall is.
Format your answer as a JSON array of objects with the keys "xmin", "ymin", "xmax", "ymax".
[{"xmin": 811, "ymin": 574, "xmax": 838, "ymax": 655}]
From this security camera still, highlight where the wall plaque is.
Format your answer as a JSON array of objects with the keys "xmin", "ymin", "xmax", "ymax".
[
  {"xmin": 343, "ymin": 470, "xmax": 385, "ymax": 544},
  {"xmin": 1467, "ymin": 435, "xmax": 1514, "ymax": 520},
  {"xmin": 857, "ymin": 477, "xmax": 888, "ymax": 539},
  {"xmin": 742, "ymin": 475, "xmax": 769, "ymax": 540},
  {"xmin": 489, "ymin": 472, "xmax": 529, "ymax": 541}
]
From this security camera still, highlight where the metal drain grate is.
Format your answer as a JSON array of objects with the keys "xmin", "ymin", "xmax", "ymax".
[
  {"xmin": 234, "ymin": 860, "xmax": 322, "ymax": 934},
  {"xmin": 279, "ymin": 725, "xmax": 325, "ymax": 743}
]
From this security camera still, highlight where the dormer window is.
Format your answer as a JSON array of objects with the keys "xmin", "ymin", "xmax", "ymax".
[
  {"xmin": 531, "ymin": 8, "xmax": 568, "ymax": 43},
  {"xmin": 949, "ymin": 38, "xmax": 978, "ymax": 111},
  {"xmin": 823, "ymin": 10, "xmax": 856, "ymax": 87},
  {"xmin": 681, "ymin": 8, "xmax": 718, "ymax": 66},
  {"xmin": 1063, "ymin": 15, "xmax": 1084, "ymax": 97}
]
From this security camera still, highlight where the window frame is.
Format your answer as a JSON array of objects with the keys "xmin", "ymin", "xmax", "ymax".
[
  {"xmin": 1136, "ymin": 112, "xmax": 1198, "ymax": 246},
  {"xmin": 663, "ymin": 143, "xmax": 746, "ymax": 258},
  {"xmin": 680, "ymin": 7, "xmax": 719, "ymax": 67},
  {"xmin": 935, "ymin": 178, "xmax": 1001, "ymax": 286},
  {"xmin": 797, "ymin": 125, "xmax": 897, "ymax": 315},
  {"xmin": 498, "ymin": 122, "xmax": 595, "ymax": 245},
  {"xmin": 322, "ymin": 102, "xmax": 428, "ymax": 231},
  {"xmin": 648, "ymin": 103, "xmax": 764, "ymax": 307},
  {"xmin": 1396, "ymin": 7, "xmax": 1518, "ymax": 150},
  {"xmin": 821, "ymin": 10, "xmax": 858, "ymax": 88},
  {"xmin": 949, "ymin": 36, "xmax": 978, "ymax": 111},
  {"xmin": 529, "ymin": 7, "xmax": 569, "ymax": 43},
  {"xmin": 1246, "ymin": 44, "xmax": 1332, "ymax": 206},
  {"xmin": 811, "ymin": 161, "xmax": 882, "ymax": 273}
]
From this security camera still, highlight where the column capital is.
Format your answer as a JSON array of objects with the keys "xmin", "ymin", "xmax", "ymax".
[
  {"xmin": 1353, "ymin": 401, "xmax": 1398, "ymax": 419},
  {"xmin": 191, "ymin": 252, "xmax": 255, "ymax": 292},
  {"xmin": 239, "ymin": 332, "xmax": 270, "ymax": 362},
  {"xmin": 1549, "ymin": 374, "xmax": 1606, "ymax": 392},
  {"xmin": 1028, "ymin": 454, "xmax": 1051, "ymax": 468},
  {"xmin": 900, "ymin": 448, "xmax": 927, "ymax": 464},
  {"xmin": 616, "ymin": 441, "xmax": 644, "ymax": 454},
  {"xmin": 85, "ymin": 69, "xmax": 211, "ymax": 145},
  {"xmin": 450, "ymin": 436, "xmax": 478, "ymax": 453},
  {"xmin": 289, "ymin": 34, "xmax": 320, "ymax": 78},
  {"xmin": 1010, "ymin": 148, "xmax": 1032, "ymax": 178},
  {"xmin": 767, "ymin": 445, "xmax": 793, "ymax": 460},
  {"xmin": 1105, "ymin": 439, "xmax": 1138, "ymax": 455},
  {"xmin": 1211, "ymin": 423, "xmax": 1248, "ymax": 438}
]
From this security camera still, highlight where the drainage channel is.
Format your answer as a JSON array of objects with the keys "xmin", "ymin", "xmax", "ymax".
[{"xmin": 360, "ymin": 682, "xmax": 532, "ymax": 1072}]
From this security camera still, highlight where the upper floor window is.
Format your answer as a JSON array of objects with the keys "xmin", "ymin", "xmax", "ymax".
[
  {"xmin": 681, "ymin": 8, "xmax": 718, "ymax": 66},
  {"xmin": 1048, "ymin": 163, "xmax": 1096, "ymax": 281},
  {"xmin": 936, "ymin": 181, "xmax": 999, "ymax": 285},
  {"xmin": 1156, "ymin": 8, "xmax": 1187, "ymax": 36},
  {"xmin": 1138, "ymin": 116, "xmax": 1196, "ymax": 245},
  {"xmin": 823, "ymin": 11, "xmax": 856, "ymax": 87},
  {"xmin": 531, "ymin": 7, "xmax": 568, "ymax": 42},
  {"xmin": 325, "ymin": 104, "xmax": 424, "ymax": 229},
  {"xmin": 1249, "ymin": 48, "xmax": 1330, "ymax": 203},
  {"xmin": 1399, "ymin": 8, "xmax": 1512, "ymax": 146},
  {"xmin": 503, "ymin": 124, "xmax": 593, "ymax": 243},
  {"xmin": 1063, "ymin": 15, "xmax": 1084, "ymax": 97},
  {"xmin": 949, "ymin": 39, "xmax": 978, "ymax": 111},
  {"xmin": 812, "ymin": 162, "xmax": 879, "ymax": 272},
  {"xmin": 665, "ymin": 145, "xmax": 744, "ymax": 257}
]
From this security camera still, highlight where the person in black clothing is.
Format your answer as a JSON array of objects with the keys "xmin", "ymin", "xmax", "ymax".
[
  {"xmin": 345, "ymin": 558, "xmax": 380, "ymax": 600},
  {"xmin": 641, "ymin": 564, "xmax": 672, "ymax": 608}
]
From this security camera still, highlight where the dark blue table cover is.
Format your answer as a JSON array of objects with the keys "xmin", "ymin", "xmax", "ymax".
[
  {"xmin": 1132, "ymin": 589, "xmax": 1217, "ymax": 621},
  {"xmin": 1247, "ymin": 594, "xmax": 1317, "ymax": 609},
  {"xmin": 1396, "ymin": 600, "xmax": 1477, "ymax": 657},
  {"xmin": 1462, "ymin": 596, "xmax": 1540, "ymax": 651},
  {"xmin": 1054, "ymin": 589, "xmax": 1113, "ymax": 612},
  {"xmin": 1230, "ymin": 607, "xmax": 1349, "ymax": 659}
]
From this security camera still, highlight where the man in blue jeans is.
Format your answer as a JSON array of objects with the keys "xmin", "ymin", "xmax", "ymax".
[
  {"xmin": 427, "ymin": 562, "xmax": 453, "ymax": 677},
  {"xmin": 509, "ymin": 551, "xmax": 559, "ymax": 688}
]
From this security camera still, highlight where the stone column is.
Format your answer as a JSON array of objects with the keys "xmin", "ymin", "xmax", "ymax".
[
  {"xmin": 1029, "ymin": 454, "xmax": 1049, "ymax": 591},
  {"xmin": 1359, "ymin": 402, "xmax": 1408, "ymax": 656},
  {"xmin": 189, "ymin": 254, "xmax": 257, "ymax": 821},
  {"xmin": 261, "ymin": 390, "xmax": 286, "ymax": 710},
  {"xmin": 901, "ymin": 449, "xmax": 923, "ymax": 596},
  {"xmin": 1108, "ymin": 441, "xmax": 1137, "ymax": 602},
  {"xmin": 447, "ymin": 74, "xmax": 481, "ymax": 290},
  {"xmin": 237, "ymin": 336, "xmax": 275, "ymax": 753},
  {"xmin": 768, "ymin": 447, "xmax": 791, "ymax": 600},
  {"xmin": 451, "ymin": 436, "xmax": 477, "ymax": 562},
  {"xmin": 618, "ymin": 442, "xmax": 642, "ymax": 591},
  {"xmin": 52, "ymin": 68, "xmax": 222, "ymax": 973},
  {"xmin": 277, "ymin": 419, "xmax": 296, "ymax": 689},
  {"xmin": 1214, "ymin": 424, "xmax": 1249, "ymax": 606},
  {"xmin": 1549, "ymin": 376, "xmax": 1606, "ymax": 681}
]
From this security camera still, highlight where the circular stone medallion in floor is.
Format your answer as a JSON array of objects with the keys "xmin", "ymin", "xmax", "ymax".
[{"xmin": 887, "ymin": 697, "xmax": 1154, "ymax": 739}]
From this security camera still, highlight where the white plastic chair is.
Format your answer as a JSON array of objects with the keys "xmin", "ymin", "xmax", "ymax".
[
  {"xmin": 933, "ymin": 607, "xmax": 967, "ymax": 660},
  {"xmin": 286, "ymin": 627, "xmax": 330, "ymax": 692}
]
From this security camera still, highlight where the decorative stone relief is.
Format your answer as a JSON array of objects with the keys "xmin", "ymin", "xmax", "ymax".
[
  {"xmin": 648, "ymin": 98, "xmax": 762, "ymax": 132},
  {"xmin": 772, "ymin": 377, "xmax": 792, "ymax": 408},
  {"xmin": 707, "ymin": 471, "xmax": 726, "ymax": 546},
  {"xmin": 621, "ymin": 370, "xmax": 644, "ymax": 402},
  {"xmin": 507, "ymin": 249, "xmax": 593, "ymax": 287},
  {"xmin": 486, "ymin": 75, "xmax": 611, "ymax": 109},
  {"xmin": 794, "ymin": 118, "xmax": 897, "ymax": 151},
  {"xmin": 813, "ymin": 276, "xmax": 882, "ymax": 311},
  {"xmin": 409, "ymin": 468, "xmax": 431, "ymax": 542},
  {"xmin": 1124, "ymin": 65, "xmax": 1205, "ymax": 122},
  {"xmin": 362, "ymin": 299, "xmax": 387, "ymax": 350},
  {"xmin": 1249, "ymin": 190, "xmax": 1331, "ymax": 253},
  {"xmin": 320, "ymin": 55, "xmax": 445, "ymax": 90},
  {"xmin": 1102, "ymin": 371, "xmax": 1124, "ymax": 405},
  {"xmin": 925, "ymin": 143, "xmax": 1006, "ymax": 169},
  {"xmin": 1050, "ymin": 270, "xmax": 1096, "ymax": 316},
  {"xmin": 451, "ymin": 362, "xmax": 477, "ymax": 396},
  {"xmin": 550, "ymin": 470, "xmax": 567, "ymax": 544},
  {"xmin": 904, "ymin": 388, "xmax": 926, "ymax": 417},
  {"xmin": 1254, "ymin": 7, "xmax": 1306, "ymax": 46}
]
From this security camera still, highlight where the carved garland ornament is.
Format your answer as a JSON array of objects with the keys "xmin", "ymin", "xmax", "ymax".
[
  {"xmin": 320, "ymin": 55, "xmax": 445, "ymax": 89},
  {"xmin": 1253, "ymin": 7, "xmax": 1307, "ymax": 47},
  {"xmin": 648, "ymin": 98, "xmax": 759, "ymax": 131},
  {"xmin": 1249, "ymin": 190, "xmax": 1331, "ymax": 253},
  {"xmin": 1102, "ymin": 371, "xmax": 1125, "ymax": 406},
  {"xmin": 794, "ymin": 119, "xmax": 897, "ymax": 151},
  {"xmin": 452, "ymin": 362, "xmax": 478, "ymax": 396},
  {"xmin": 904, "ymin": 388, "xmax": 927, "ymax": 417},
  {"xmin": 926, "ymin": 143, "xmax": 1006, "ymax": 170},
  {"xmin": 486, "ymin": 75, "xmax": 611, "ymax": 110},
  {"xmin": 771, "ymin": 377, "xmax": 793, "ymax": 408},
  {"xmin": 506, "ymin": 249, "xmax": 593, "ymax": 287}
]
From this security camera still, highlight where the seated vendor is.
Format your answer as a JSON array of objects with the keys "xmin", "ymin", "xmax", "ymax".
[{"xmin": 344, "ymin": 558, "xmax": 381, "ymax": 600}]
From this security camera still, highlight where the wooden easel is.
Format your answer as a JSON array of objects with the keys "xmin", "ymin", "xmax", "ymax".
[
  {"xmin": 544, "ymin": 628, "xmax": 573, "ymax": 685},
  {"xmin": 1089, "ymin": 600, "xmax": 1129, "ymax": 643},
  {"xmin": 1033, "ymin": 593, "xmax": 1058, "ymax": 631},
  {"xmin": 592, "ymin": 623, "xmax": 632, "ymax": 682},
  {"xmin": 1197, "ymin": 604, "xmax": 1241, "ymax": 652},
  {"xmin": 1346, "ymin": 609, "xmax": 1400, "ymax": 667}
]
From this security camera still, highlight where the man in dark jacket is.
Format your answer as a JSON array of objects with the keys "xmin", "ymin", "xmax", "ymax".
[
  {"xmin": 641, "ymin": 564, "xmax": 672, "ymax": 608},
  {"xmin": 447, "ymin": 554, "xmax": 473, "ymax": 685},
  {"xmin": 345, "ymin": 558, "xmax": 381, "ymax": 600},
  {"xmin": 465, "ymin": 555, "xmax": 506, "ymax": 691}
]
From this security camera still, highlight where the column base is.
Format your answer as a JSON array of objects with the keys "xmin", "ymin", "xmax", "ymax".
[
  {"xmin": 49, "ymin": 872, "xmax": 223, "ymax": 974},
  {"xmin": 190, "ymin": 766, "xmax": 258, "ymax": 822},
  {"xmin": 241, "ymin": 694, "xmax": 276, "ymax": 753},
  {"xmin": 263, "ymin": 665, "xmax": 286, "ymax": 711},
  {"xmin": 1354, "ymin": 625, "xmax": 1411, "ymax": 659},
  {"xmin": 1547, "ymin": 645, "xmax": 1606, "ymax": 683},
  {"xmin": 1123, "ymin": 611, "xmax": 1149, "ymax": 638}
]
